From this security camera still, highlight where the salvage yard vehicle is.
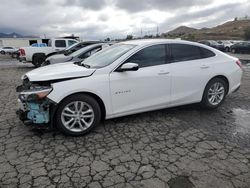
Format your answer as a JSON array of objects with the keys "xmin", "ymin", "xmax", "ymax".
[
  {"xmin": 231, "ymin": 41, "xmax": 250, "ymax": 54},
  {"xmin": 42, "ymin": 43, "xmax": 112, "ymax": 66},
  {"xmin": 0, "ymin": 47, "xmax": 17, "ymax": 54},
  {"xmin": 18, "ymin": 38, "xmax": 78, "ymax": 67},
  {"xmin": 16, "ymin": 39, "xmax": 243, "ymax": 136},
  {"xmin": 45, "ymin": 41, "xmax": 101, "ymax": 58},
  {"xmin": 198, "ymin": 40, "xmax": 225, "ymax": 51},
  {"xmin": 217, "ymin": 40, "xmax": 233, "ymax": 52}
]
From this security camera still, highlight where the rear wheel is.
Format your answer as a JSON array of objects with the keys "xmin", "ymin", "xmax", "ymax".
[
  {"xmin": 55, "ymin": 94, "xmax": 101, "ymax": 136},
  {"xmin": 201, "ymin": 78, "xmax": 227, "ymax": 109},
  {"xmin": 32, "ymin": 54, "xmax": 46, "ymax": 68},
  {"xmin": 0, "ymin": 51, "xmax": 5, "ymax": 55}
]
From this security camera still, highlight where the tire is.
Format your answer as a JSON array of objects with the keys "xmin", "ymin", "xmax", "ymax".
[
  {"xmin": 32, "ymin": 54, "xmax": 46, "ymax": 68},
  {"xmin": 55, "ymin": 94, "xmax": 101, "ymax": 136},
  {"xmin": 225, "ymin": 47, "xmax": 230, "ymax": 52},
  {"xmin": 0, "ymin": 51, "xmax": 5, "ymax": 55},
  {"xmin": 231, "ymin": 49, "xmax": 236, "ymax": 53},
  {"xmin": 201, "ymin": 78, "xmax": 228, "ymax": 109}
]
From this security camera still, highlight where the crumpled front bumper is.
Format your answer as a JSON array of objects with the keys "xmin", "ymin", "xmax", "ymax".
[
  {"xmin": 17, "ymin": 98, "xmax": 51, "ymax": 125},
  {"xmin": 16, "ymin": 81, "xmax": 57, "ymax": 126}
]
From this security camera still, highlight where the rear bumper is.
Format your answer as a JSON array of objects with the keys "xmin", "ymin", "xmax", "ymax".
[{"xmin": 18, "ymin": 56, "xmax": 27, "ymax": 62}]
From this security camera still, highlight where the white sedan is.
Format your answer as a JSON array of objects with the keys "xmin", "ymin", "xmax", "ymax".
[
  {"xmin": 0, "ymin": 47, "xmax": 17, "ymax": 54},
  {"xmin": 17, "ymin": 39, "xmax": 242, "ymax": 136}
]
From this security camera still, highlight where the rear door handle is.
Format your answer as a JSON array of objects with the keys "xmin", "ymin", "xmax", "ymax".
[
  {"xmin": 200, "ymin": 65, "xmax": 210, "ymax": 69},
  {"xmin": 158, "ymin": 71, "xmax": 170, "ymax": 75}
]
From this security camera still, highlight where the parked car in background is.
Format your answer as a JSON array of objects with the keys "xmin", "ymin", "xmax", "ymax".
[
  {"xmin": 231, "ymin": 41, "xmax": 250, "ymax": 54},
  {"xmin": 0, "ymin": 47, "xmax": 17, "ymax": 54},
  {"xmin": 43, "ymin": 43, "xmax": 112, "ymax": 66},
  {"xmin": 46, "ymin": 41, "xmax": 101, "ymax": 58},
  {"xmin": 18, "ymin": 38, "xmax": 78, "ymax": 67},
  {"xmin": 217, "ymin": 40, "xmax": 233, "ymax": 52},
  {"xmin": 17, "ymin": 39, "xmax": 242, "ymax": 136},
  {"xmin": 198, "ymin": 40, "xmax": 225, "ymax": 51},
  {"xmin": 31, "ymin": 43, "xmax": 47, "ymax": 47}
]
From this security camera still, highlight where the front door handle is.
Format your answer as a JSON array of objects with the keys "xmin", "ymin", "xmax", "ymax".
[{"xmin": 200, "ymin": 65, "xmax": 210, "ymax": 69}]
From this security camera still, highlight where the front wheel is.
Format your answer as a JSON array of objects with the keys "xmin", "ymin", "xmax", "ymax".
[
  {"xmin": 55, "ymin": 94, "xmax": 101, "ymax": 136},
  {"xmin": 201, "ymin": 78, "xmax": 227, "ymax": 109}
]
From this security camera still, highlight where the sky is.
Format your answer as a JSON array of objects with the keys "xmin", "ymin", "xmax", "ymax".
[{"xmin": 0, "ymin": 0, "xmax": 250, "ymax": 40}]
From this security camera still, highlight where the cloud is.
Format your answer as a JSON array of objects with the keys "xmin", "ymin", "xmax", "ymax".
[
  {"xmin": 113, "ymin": 0, "xmax": 214, "ymax": 13},
  {"xmin": 62, "ymin": 0, "xmax": 107, "ymax": 10},
  {"xmin": 0, "ymin": 0, "xmax": 249, "ymax": 40}
]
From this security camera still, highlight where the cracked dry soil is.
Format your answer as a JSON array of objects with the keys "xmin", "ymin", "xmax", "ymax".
[{"xmin": 0, "ymin": 60, "xmax": 250, "ymax": 188}]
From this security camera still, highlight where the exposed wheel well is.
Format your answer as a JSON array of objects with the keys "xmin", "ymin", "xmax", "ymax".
[
  {"xmin": 32, "ymin": 53, "xmax": 46, "ymax": 62},
  {"xmin": 207, "ymin": 75, "xmax": 229, "ymax": 94},
  {"xmin": 57, "ymin": 92, "xmax": 106, "ymax": 121}
]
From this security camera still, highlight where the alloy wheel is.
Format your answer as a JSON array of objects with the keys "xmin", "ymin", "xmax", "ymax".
[
  {"xmin": 207, "ymin": 82, "xmax": 225, "ymax": 106},
  {"xmin": 61, "ymin": 101, "xmax": 94, "ymax": 132}
]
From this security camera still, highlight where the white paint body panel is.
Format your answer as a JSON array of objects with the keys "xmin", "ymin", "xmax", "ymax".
[
  {"xmin": 26, "ymin": 62, "xmax": 96, "ymax": 82},
  {"xmin": 23, "ymin": 39, "xmax": 243, "ymax": 119}
]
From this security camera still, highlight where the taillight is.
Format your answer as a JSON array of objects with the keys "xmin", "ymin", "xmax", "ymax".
[
  {"xmin": 236, "ymin": 60, "xmax": 242, "ymax": 69},
  {"xmin": 19, "ymin": 49, "xmax": 25, "ymax": 56}
]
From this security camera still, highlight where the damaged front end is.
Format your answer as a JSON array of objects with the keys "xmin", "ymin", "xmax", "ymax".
[{"xmin": 16, "ymin": 77, "xmax": 54, "ymax": 126}]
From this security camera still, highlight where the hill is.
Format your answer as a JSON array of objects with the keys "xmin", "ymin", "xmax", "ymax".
[
  {"xmin": 164, "ymin": 19, "xmax": 250, "ymax": 41},
  {"xmin": 0, "ymin": 32, "xmax": 23, "ymax": 38}
]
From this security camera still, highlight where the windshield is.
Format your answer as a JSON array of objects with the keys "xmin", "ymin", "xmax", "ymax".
[
  {"xmin": 210, "ymin": 41, "xmax": 219, "ymax": 45},
  {"xmin": 71, "ymin": 44, "xmax": 101, "ymax": 57},
  {"xmin": 65, "ymin": 42, "xmax": 79, "ymax": 51},
  {"xmin": 82, "ymin": 44, "xmax": 135, "ymax": 68}
]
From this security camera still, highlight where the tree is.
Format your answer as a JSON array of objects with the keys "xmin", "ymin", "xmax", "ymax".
[
  {"xmin": 105, "ymin": 37, "xmax": 110, "ymax": 41},
  {"xmin": 126, "ymin": 35, "xmax": 133, "ymax": 40},
  {"xmin": 244, "ymin": 27, "xmax": 250, "ymax": 40}
]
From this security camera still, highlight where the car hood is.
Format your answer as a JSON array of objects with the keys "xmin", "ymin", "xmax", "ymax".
[{"xmin": 25, "ymin": 62, "xmax": 96, "ymax": 82}]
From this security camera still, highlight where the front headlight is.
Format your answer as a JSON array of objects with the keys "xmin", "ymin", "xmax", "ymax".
[{"xmin": 19, "ymin": 86, "xmax": 53, "ymax": 102}]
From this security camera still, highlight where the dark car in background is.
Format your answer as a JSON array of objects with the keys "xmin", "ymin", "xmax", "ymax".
[
  {"xmin": 46, "ymin": 41, "xmax": 101, "ymax": 58},
  {"xmin": 231, "ymin": 42, "xmax": 250, "ymax": 54},
  {"xmin": 198, "ymin": 40, "xmax": 225, "ymax": 51}
]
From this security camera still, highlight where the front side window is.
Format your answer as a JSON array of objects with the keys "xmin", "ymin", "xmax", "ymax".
[
  {"xmin": 55, "ymin": 40, "xmax": 66, "ymax": 48},
  {"xmin": 170, "ymin": 44, "xmax": 201, "ymax": 62},
  {"xmin": 125, "ymin": 45, "xmax": 166, "ymax": 68}
]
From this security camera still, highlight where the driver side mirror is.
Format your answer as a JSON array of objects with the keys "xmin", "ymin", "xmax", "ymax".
[{"xmin": 117, "ymin": 62, "xmax": 139, "ymax": 72}]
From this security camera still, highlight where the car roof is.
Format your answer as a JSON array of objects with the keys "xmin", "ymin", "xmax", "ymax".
[{"xmin": 120, "ymin": 39, "xmax": 206, "ymax": 47}]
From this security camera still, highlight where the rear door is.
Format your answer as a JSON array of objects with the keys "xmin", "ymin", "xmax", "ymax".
[
  {"xmin": 169, "ymin": 44, "xmax": 215, "ymax": 106},
  {"xmin": 110, "ymin": 44, "xmax": 171, "ymax": 116}
]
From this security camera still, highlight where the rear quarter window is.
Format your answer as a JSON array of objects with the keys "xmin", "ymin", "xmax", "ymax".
[
  {"xmin": 200, "ymin": 47, "xmax": 216, "ymax": 58},
  {"xmin": 170, "ymin": 44, "xmax": 215, "ymax": 63}
]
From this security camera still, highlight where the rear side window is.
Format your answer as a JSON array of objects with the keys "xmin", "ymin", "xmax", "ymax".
[
  {"xmin": 126, "ymin": 45, "xmax": 166, "ymax": 68},
  {"xmin": 170, "ymin": 44, "xmax": 215, "ymax": 63},
  {"xmin": 55, "ymin": 40, "xmax": 66, "ymax": 48},
  {"xmin": 170, "ymin": 44, "xmax": 201, "ymax": 62},
  {"xmin": 200, "ymin": 47, "xmax": 216, "ymax": 58}
]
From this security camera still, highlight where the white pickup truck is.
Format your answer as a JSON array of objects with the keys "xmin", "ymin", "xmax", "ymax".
[{"xmin": 19, "ymin": 38, "xmax": 78, "ymax": 67}]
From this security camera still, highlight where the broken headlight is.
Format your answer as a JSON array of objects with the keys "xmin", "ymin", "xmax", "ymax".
[{"xmin": 19, "ymin": 86, "xmax": 53, "ymax": 102}]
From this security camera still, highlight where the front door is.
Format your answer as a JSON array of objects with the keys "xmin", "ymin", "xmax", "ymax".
[{"xmin": 110, "ymin": 44, "xmax": 171, "ymax": 116}]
